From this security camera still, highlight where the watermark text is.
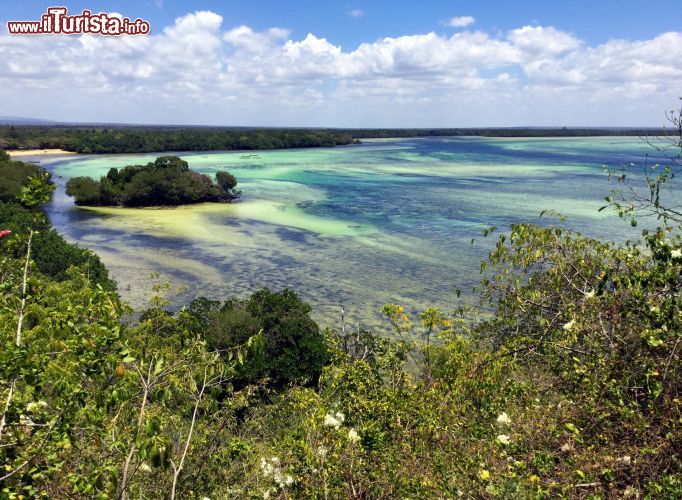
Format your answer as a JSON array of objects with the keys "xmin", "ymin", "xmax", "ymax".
[{"xmin": 7, "ymin": 7, "xmax": 151, "ymax": 36}]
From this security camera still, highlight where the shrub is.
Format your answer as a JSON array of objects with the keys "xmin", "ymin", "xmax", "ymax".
[{"xmin": 199, "ymin": 289, "xmax": 328, "ymax": 389}]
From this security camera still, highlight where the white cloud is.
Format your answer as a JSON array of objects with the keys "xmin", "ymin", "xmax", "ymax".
[
  {"xmin": 349, "ymin": 9, "xmax": 364, "ymax": 18},
  {"xmin": 508, "ymin": 25, "xmax": 581, "ymax": 55},
  {"xmin": 0, "ymin": 10, "xmax": 680, "ymax": 126},
  {"xmin": 445, "ymin": 16, "xmax": 475, "ymax": 28}
]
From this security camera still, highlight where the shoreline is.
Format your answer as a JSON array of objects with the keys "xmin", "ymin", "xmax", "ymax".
[{"xmin": 8, "ymin": 149, "xmax": 76, "ymax": 157}]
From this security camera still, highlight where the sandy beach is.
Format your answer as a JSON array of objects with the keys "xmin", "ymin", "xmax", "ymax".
[{"xmin": 8, "ymin": 149, "xmax": 76, "ymax": 157}]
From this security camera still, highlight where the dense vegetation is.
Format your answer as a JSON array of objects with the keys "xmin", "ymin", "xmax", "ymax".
[
  {"xmin": 66, "ymin": 156, "xmax": 238, "ymax": 207},
  {"xmin": 0, "ymin": 149, "xmax": 46, "ymax": 203},
  {"xmin": 191, "ymin": 290, "xmax": 328, "ymax": 391},
  {"xmin": 0, "ymin": 110, "xmax": 680, "ymax": 497},
  {"xmin": 0, "ymin": 153, "xmax": 114, "ymax": 289},
  {"xmin": 0, "ymin": 124, "xmax": 669, "ymax": 154},
  {"xmin": 0, "ymin": 126, "xmax": 354, "ymax": 154}
]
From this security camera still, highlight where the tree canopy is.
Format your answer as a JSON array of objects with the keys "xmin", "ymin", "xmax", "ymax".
[{"xmin": 66, "ymin": 155, "xmax": 239, "ymax": 207}]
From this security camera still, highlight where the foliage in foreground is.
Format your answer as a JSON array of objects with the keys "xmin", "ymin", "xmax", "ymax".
[
  {"xmin": 0, "ymin": 216, "xmax": 679, "ymax": 498},
  {"xmin": 0, "ymin": 201, "xmax": 114, "ymax": 290}
]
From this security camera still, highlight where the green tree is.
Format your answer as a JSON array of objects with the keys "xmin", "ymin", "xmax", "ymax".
[
  {"xmin": 216, "ymin": 171, "xmax": 238, "ymax": 193},
  {"xmin": 66, "ymin": 176, "xmax": 101, "ymax": 205},
  {"xmin": 201, "ymin": 289, "xmax": 328, "ymax": 389}
]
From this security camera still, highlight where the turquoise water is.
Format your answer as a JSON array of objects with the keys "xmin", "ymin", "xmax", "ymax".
[{"xmin": 40, "ymin": 136, "xmax": 655, "ymax": 329}]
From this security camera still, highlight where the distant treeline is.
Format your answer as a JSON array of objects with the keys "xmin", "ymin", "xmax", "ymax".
[
  {"xmin": 0, "ymin": 126, "xmax": 354, "ymax": 154},
  {"xmin": 0, "ymin": 124, "xmax": 671, "ymax": 154},
  {"xmin": 345, "ymin": 127, "xmax": 671, "ymax": 139}
]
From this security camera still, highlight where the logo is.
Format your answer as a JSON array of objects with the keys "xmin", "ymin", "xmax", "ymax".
[{"xmin": 7, "ymin": 7, "xmax": 151, "ymax": 36}]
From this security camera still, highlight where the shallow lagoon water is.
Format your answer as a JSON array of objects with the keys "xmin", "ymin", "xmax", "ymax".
[{"xmin": 41, "ymin": 137, "xmax": 657, "ymax": 330}]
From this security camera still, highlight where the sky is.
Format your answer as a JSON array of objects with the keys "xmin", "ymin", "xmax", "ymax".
[{"xmin": 0, "ymin": 0, "xmax": 681, "ymax": 127}]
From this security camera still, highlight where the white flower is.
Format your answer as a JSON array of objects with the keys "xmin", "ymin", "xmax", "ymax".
[
  {"xmin": 671, "ymin": 249, "xmax": 682, "ymax": 258},
  {"xmin": 19, "ymin": 414, "xmax": 34, "ymax": 427},
  {"xmin": 26, "ymin": 402, "xmax": 40, "ymax": 413},
  {"xmin": 496, "ymin": 412, "xmax": 511, "ymax": 427},
  {"xmin": 324, "ymin": 413, "xmax": 341, "ymax": 429},
  {"xmin": 618, "ymin": 455, "xmax": 632, "ymax": 465},
  {"xmin": 623, "ymin": 486, "xmax": 639, "ymax": 498},
  {"xmin": 348, "ymin": 428, "xmax": 360, "ymax": 444},
  {"xmin": 260, "ymin": 457, "xmax": 276, "ymax": 477},
  {"xmin": 140, "ymin": 463, "xmax": 152, "ymax": 472},
  {"xmin": 562, "ymin": 319, "xmax": 575, "ymax": 331},
  {"xmin": 335, "ymin": 411, "xmax": 345, "ymax": 423},
  {"xmin": 584, "ymin": 290, "xmax": 595, "ymax": 299},
  {"xmin": 496, "ymin": 434, "xmax": 511, "ymax": 445},
  {"xmin": 261, "ymin": 456, "xmax": 294, "ymax": 489},
  {"xmin": 316, "ymin": 446, "xmax": 328, "ymax": 457},
  {"xmin": 274, "ymin": 471, "xmax": 286, "ymax": 487}
]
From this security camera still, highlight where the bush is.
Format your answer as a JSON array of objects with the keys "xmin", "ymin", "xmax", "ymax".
[
  {"xmin": 198, "ymin": 289, "xmax": 328, "ymax": 389},
  {"xmin": 0, "ymin": 201, "xmax": 114, "ymax": 289},
  {"xmin": 0, "ymin": 156, "xmax": 49, "ymax": 202},
  {"xmin": 216, "ymin": 171, "xmax": 238, "ymax": 193}
]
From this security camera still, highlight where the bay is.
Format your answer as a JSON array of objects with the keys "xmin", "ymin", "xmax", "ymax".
[{"xmin": 40, "ymin": 136, "xmax": 656, "ymax": 330}]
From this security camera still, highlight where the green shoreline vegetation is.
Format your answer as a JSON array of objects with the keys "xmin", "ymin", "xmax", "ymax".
[
  {"xmin": 0, "ymin": 110, "xmax": 680, "ymax": 498},
  {"xmin": 0, "ymin": 123, "xmax": 672, "ymax": 154},
  {"xmin": 65, "ymin": 155, "xmax": 239, "ymax": 207}
]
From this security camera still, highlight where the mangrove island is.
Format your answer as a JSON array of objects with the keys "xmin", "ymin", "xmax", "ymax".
[{"xmin": 65, "ymin": 155, "xmax": 239, "ymax": 207}]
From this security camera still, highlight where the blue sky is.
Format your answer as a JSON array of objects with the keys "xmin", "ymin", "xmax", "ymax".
[
  {"xmin": 0, "ymin": 1, "xmax": 681, "ymax": 126},
  {"xmin": 4, "ymin": 0, "xmax": 681, "ymax": 47}
]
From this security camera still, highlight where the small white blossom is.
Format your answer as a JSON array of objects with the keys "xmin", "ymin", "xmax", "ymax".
[
  {"xmin": 348, "ymin": 428, "xmax": 360, "ymax": 444},
  {"xmin": 140, "ymin": 463, "xmax": 152, "ymax": 472},
  {"xmin": 584, "ymin": 290, "xmax": 595, "ymax": 299},
  {"xmin": 324, "ymin": 413, "xmax": 342, "ymax": 429},
  {"xmin": 26, "ymin": 400, "xmax": 47, "ymax": 413},
  {"xmin": 623, "ymin": 486, "xmax": 639, "ymax": 498},
  {"xmin": 260, "ymin": 458, "xmax": 275, "ymax": 476},
  {"xmin": 671, "ymin": 248, "xmax": 682, "ymax": 258},
  {"xmin": 562, "ymin": 319, "xmax": 575, "ymax": 331},
  {"xmin": 618, "ymin": 455, "xmax": 632, "ymax": 466},
  {"xmin": 273, "ymin": 471, "xmax": 286, "ymax": 487},
  {"xmin": 496, "ymin": 412, "xmax": 511, "ymax": 427},
  {"xmin": 496, "ymin": 434, "xmax": 511, "ymax": 445},
  {"xmin": 19, "ymin": 414, "xmax": 34, "ymax": 427},
  {"xmin": 335, "ymin": 411, "xmax": 345, "ymax": 423},
  {"xmin": 261, "ymin": 457, "xmax": 294, "ymax": 490},
  {"xmin": 316, "ymin": 446, "xmax": 328, "ymax": 458}
]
